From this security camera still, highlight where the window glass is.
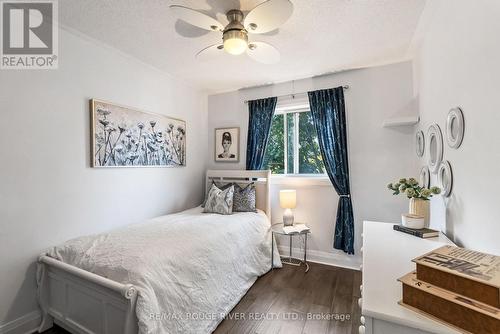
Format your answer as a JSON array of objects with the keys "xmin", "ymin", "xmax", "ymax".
[
  {"xmin": 262, "ymin": 114, "xmax": 284, "ymax": 174},
  {"xmin": 298, "ymin": 112, "xmax": 325, "ymax": 174},
  {"xmin": 286, "ymin": 113, "xmax": 294, "ymax": 174},
  {"xmin": 263, "ymin": 110, "xmax": 325, "ymax": 175}
]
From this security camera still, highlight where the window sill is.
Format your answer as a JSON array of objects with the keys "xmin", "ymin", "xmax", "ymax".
[{"xmin": 270, "ymin": 175, "xmax": 332, "ymax": 187}]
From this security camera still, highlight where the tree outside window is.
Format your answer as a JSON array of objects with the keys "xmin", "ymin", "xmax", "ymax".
[{"xmin": 263, "ymin": 109, "xmax": 325, "ymax": 175}]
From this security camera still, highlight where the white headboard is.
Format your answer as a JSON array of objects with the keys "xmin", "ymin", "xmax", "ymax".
[{"xmin": 205, "ymin": 170, "xmax": 271, "ymax": 218}]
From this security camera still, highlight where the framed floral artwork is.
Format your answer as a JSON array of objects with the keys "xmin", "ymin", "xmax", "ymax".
[{"xmin": 90, "ymin": 99, "xmax": 186, "ymax": 167}]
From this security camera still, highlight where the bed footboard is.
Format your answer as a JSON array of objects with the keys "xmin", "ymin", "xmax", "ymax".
[{"xmin": 37, "ymin": 255, "xmax": 139, "ymax": 334}]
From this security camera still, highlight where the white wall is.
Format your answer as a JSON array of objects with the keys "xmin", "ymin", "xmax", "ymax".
[
  {"xmin": 412, "ymin": 0, "xmax": 500, "ymax": 255},
  {"xmin": 207, "ymin": 61, "xmax": 416, "ymax": 267},
  {"xmin": 0, "ymin": 28, "xmax": 208, "ymax": 329}
]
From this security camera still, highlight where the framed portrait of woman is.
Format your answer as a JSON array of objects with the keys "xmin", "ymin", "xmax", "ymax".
[{"xmin": 214, "ymin": 127, "xmax": 239, "ymax": 162}]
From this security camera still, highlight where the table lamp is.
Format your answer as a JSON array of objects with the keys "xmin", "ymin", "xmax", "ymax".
[{"xmin": 280, "ymin": 189, "xmax": 296, "ymax": 226}]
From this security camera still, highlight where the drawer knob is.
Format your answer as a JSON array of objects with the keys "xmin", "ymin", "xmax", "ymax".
[
  {"xmin": 359, "ymin": 264, "xmax": 363, "ymax": 271},
  {"xmin": 358, "ymin": 297, "xmax": 363, "ymax": 308},
  {"xmin": 360, "ymin": 284, "xmax": 363, "ymax": 293},
  {"xmin": 360, "ymin": 316, "xmax": 365, "ymax": 325},
  {"xmin": 359, "ymin": 325, "xmax": 366, "ymax": 334}
]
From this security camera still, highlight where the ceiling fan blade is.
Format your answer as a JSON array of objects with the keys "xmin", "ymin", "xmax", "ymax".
[
  {"xmin": 196, "ymin": 44, "xmax": 225, "ymax": 61},
  {"xmin": 244, "ymin": 0, "xmax": 293, "ymax": 34},
  {"xmin": 170, "ymin": 5, "xmax": 223, "ymax": 32},
  {"xmin": 215, "ymin": 12, "xmax": 229, "ymax": 27},
  {"xmin": 247, "ymin": 42, "xmax": 280, "ymax": 64}
]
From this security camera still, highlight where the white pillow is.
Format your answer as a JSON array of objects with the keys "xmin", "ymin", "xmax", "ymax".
[
  {"xmin": 203, "ymin": 184, "xmax": 234, "ymax": 215},
  {"xmin": 201, "ymin": 181, "xmax": 233, "ymax": 207}
]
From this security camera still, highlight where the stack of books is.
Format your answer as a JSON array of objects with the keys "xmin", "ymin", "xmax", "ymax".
[
  {"xmin": 398, "ymin": 245, "xmax": 500, "ymax": 333},
  {"xmin": 282, "ymin": 224, "xmax": 310, "ymax": 234},
  {"xmin": 393, "ymin": 224, "xmax": 439, "ymax": 238}
]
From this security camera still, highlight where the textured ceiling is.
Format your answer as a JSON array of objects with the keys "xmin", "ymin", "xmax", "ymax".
[{"xmin": 59, "ymin": 0, "xmax": 426, "ymax": 93}]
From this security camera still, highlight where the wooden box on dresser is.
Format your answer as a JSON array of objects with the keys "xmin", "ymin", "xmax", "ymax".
[{"xmin": 358, "ymin": 221, "xmax": 461, "ymax": 334}]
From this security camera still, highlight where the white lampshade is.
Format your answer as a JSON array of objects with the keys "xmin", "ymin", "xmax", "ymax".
[{"xmin": 279, "ymin": 190, "xmax": 296, "ymax": 209}]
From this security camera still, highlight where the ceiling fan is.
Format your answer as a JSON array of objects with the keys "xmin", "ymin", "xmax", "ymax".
[{"xmin": 170, "ymin": 0, "xmax": 294, "ymax": 64}]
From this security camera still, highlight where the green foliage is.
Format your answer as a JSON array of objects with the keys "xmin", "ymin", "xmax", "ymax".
[
  {"xmin": 387, "ymin": 178, "xmax": 441, "ymax": 200},
  {"xmin": 263, "ymin": 111, "xmax": 325, "ymax": 174},
  {"xmin": 286, "ymin": 113, "xmax": 294, "ymax": 172},
  {"xmin": 262, "ymin": 114, "xmax": 285, "ymax": 174},
  {"xmin": 298, "ymin": 112, "xmax": 324, "ymax": 174}
]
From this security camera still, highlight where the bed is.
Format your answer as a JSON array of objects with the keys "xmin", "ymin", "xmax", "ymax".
[{"xmin": 36, "ymin": 170, "xmax": 280, "ymax": 334}]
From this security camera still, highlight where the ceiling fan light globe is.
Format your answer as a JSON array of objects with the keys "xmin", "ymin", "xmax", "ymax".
[
  {"xmin": 224, "ymin": 38, "xmax": 247, "ymax": 55},
  {"xmin": 223, "ymin": 30, "xmax": 248, "ymax": 55}
]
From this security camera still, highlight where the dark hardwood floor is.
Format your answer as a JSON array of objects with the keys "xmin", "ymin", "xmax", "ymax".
[
  {"xmin": 41, "ymin": 263, "xmax": 361, "ymax": 334},
  {"xmin": 214, "ymin": 263, "xmax": 362, "ymax": 334}
]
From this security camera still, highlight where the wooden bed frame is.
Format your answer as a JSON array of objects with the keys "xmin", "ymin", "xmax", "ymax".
[{"xmin": 36, "ymin": 170, "xmax": 271, "ymax": 334}]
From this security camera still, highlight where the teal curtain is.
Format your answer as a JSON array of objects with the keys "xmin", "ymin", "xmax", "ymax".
[
  {"xmin": 246, "ymin": 97, "xmax": 277, "ymax": 170},
  {"xmin": 308, "ymin": 87, "xmax": 354, "ymax": 254}
]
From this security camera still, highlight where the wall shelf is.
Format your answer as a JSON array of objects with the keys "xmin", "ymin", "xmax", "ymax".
[{"xmin": 382, "ymin": 115, "xmax": 420, "ymax": 128}]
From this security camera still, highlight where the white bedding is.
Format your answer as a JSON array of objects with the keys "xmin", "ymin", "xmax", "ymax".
[{"xmin": 45, "ymin": 206, "xmax": 281, "ymax": 334}]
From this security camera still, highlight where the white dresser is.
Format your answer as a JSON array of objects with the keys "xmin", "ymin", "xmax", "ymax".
[{"xmin": 359, "ymin": 221, "xmax": 461, "ymax": 334}]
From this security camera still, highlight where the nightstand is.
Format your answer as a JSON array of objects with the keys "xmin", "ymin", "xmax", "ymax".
[{"xmin": 271, "ymin": 223, "xmax": 310, "ymax": 272}]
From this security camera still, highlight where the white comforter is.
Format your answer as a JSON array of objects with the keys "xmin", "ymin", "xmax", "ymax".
[{"xmin": 45, "ymin": 206, "xmax": 281, "ymax": 334}]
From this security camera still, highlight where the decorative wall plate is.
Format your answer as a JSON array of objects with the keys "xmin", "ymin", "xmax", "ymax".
[
  {"xmin": 416, "ymin": 130, "xmax": 425, "ymax": 157},
  {"xmin": 427, "ymin": 124, "xmax": 443, "ymax": 173},
  {"xmin": 438, "ymin": 161, "xmax": 453, "ymax": 197},
  {"xmin": 446, "ymin": 107, "xmax": 464, "ymax": 149},
  {"xmin": 419, "ymin": 166, "xmax": 430, "ymax": 188}
]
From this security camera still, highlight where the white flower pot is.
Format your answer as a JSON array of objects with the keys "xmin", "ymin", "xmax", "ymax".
[
  {"xmin": 402, "ymin": 214, "xmax": 425, "ymax": 229},
  {"xmin": 409, "ymin": 198, "xmax": 430, "ymax": 227}
]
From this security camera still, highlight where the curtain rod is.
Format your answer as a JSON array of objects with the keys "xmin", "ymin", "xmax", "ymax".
[{"xmin": 243, "ymin": 85, "xmax": 350, "ymax": 104}]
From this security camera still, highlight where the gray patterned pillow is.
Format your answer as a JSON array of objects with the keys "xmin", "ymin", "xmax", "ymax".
[
  {"xmin": 233, "ymin": 183, "xmax": 257, "ymax": 212},
  {"xmin": 201, "ymin": 181, "xmax": 233, "ymax": 207},
  {"xmin": 203, "ymin": 184, "xmax": 234, "ymax": 215}
]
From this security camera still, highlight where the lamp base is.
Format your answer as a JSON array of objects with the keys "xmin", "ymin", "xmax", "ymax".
[{"xmin": 283, "ymin": 208, "xmax": 294, "ymax": 226}]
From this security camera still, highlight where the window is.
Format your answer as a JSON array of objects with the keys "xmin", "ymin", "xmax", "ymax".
[{"xmin": 263, "ymin": 100, "xmax": 325, "ymax": 175}]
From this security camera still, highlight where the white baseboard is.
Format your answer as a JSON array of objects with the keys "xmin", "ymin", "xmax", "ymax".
[
  {"xmin": 277, "ymin": 245, "xmax": 362, "ymax": 271},
  {"xmin": 0, "ymin": 311, "xmax": 41, "ymax": 334}
]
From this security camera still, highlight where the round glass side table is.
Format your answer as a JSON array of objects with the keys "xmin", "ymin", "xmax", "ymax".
[{"xmin": 271, "ymin": 223, "xmax": 310, "ymax": 272}]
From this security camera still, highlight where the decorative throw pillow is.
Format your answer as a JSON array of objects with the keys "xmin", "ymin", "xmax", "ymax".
[
  {"xmin": 203, "ymin": 184, "xmax": 234, "ymax": 215},
  {"xmin": 201, "ymin": 181, "xmax": 233, "ymax": 207},
  {"xmin": 233, "ymin": 183, "xmax": 257, "ymax": 212}
]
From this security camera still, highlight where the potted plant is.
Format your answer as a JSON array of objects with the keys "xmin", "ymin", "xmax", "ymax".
[{"xmin": 387, "ymin": 178, "xmax": 441, "ymax": 226}]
